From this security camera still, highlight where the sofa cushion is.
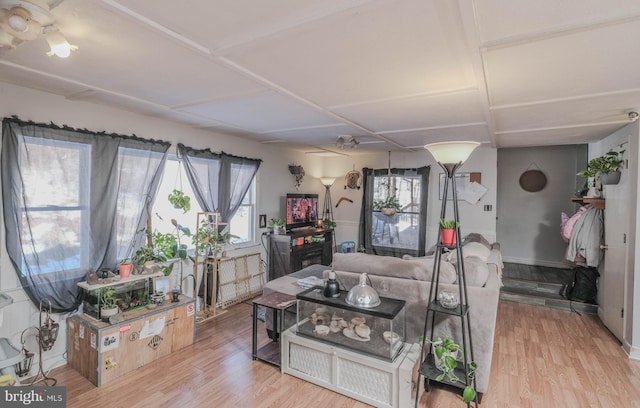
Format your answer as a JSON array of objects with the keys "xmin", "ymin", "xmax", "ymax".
[
  {"xmin": 451, "ymin": 255, "xmax": 490, "ymax": 287},
  {"xmin": 332, "ymin": 253, "xmax": 456, "ymax": 283},
  {"xmin": 402, "ymin": 255, "xmax": 457, "ymax": 283},
  {"xmin": 461, "ymin": 233, "xmax": 492, "ymax": 249},
  {"xmin": 446, "ymin": 241, "xmax": 491, "ymax": 263}
]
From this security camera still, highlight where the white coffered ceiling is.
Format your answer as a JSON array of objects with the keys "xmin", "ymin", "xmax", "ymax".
[{"xmin": 1, "ymin": 0, "xmax": 639, "ymax": 154}]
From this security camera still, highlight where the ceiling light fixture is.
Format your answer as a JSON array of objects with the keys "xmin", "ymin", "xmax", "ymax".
[
  {"xmin": 336, "ymin": 135, "xmax": 359, "ymax": 149},
  {"xmin": 44, "ymin": 26, "xmax": 77, "ymax": 58},
  {"xmin": 7, "ymin": 6, "xmax": 30, "ymax": 32}
]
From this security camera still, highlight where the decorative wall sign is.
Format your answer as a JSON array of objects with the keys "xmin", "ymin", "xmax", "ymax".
[{"xmin": 519, "ymin": 169, "xmax": 547, "ymax": 192}]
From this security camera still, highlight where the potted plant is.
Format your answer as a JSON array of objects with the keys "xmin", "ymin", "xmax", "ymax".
[
  {"xmin": 118, "ymin": 258, "xmax": 133, "ymax": 279},
  {"xmin": 439, "ymin": 219, "xmax": 459, "ymax": 247},
  {"xmin": 133, "ymin": 219, "xmax": 192, "ymax": 276},
  {"xmin": 269, "ymin": 218, "xmax": 285, "ymax": 234},
  {"xmin": 100, "ymin": 288, "xmax": 119, "ymax": 320},
  {"xmin": 430, "ymin": 336, "xmax": 478, "ymax": 404},
  {"xmin": 193, "ymin": 219, "xmax": 238, "ymax": 258},
  {"xmin": 168, "ymin": 189, "xmax": 191, "ymax": 213},
  {"xmin": 577, "ymin": 150, "xmax": 625, "ymax": 189},
  {"xmin": 597, "ymin": 150, "xmax": 625, "ymax": 185},
  {"xmin": 321, "ymin": 218, "xmax": 336, "ymax": 229},
  {"xmin": 374, "ymin": 179, "xmax": 402, "ymax": 216}
]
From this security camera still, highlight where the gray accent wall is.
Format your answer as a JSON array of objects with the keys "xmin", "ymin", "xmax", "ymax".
[{"xmin": 497, "ymin": 145, "xmax": 587, "ymax": 267}]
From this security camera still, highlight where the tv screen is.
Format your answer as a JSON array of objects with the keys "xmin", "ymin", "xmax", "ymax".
[{"xmin": 286, "ymin": 193, "xmax": 319, "ymax": 230}]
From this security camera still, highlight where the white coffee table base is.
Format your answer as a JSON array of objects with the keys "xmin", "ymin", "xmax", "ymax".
[{"xmin": 281, "ymin": 327, "xmax": 421, "ymax": 408}]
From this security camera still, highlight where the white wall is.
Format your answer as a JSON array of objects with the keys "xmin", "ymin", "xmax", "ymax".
[
  {"xmin": 0, "ymin": 83, "xmax": 499, "ymax": 376},
  {"xmin": 496, "ymin": 145, "xmax": 587, "ymax": 267}
]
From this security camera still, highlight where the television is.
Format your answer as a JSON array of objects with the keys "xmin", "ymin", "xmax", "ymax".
[{"xmin": 286, "ymin": 193, "xmax": 319, "ymax": 231}]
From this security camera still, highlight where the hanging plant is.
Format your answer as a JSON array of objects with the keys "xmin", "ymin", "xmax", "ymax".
[
  {"xmin": 168, "ymin": 189, "xmax": 191, "ymax": 213},
  {"xmin": 374, "ymin": 152, "xmax": 402, "ymax": 216},
  {"xmin": 289, "ymin": 164, "xmax": 305, "ymax": 190}
]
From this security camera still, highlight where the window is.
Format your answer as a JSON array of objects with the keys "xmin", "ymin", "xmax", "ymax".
[
  {"xmin": 151, "ymin": 157, "xmax": 257, "ymax": 247},
  {"xmin": 19, "ymin": 137, "xmax": 91, "ymax": 275},
  {"xmin": 228, "ymin": 179, "xmax": 256, "ymax": 244},
  {"xmin": 362, "ymin": 167, "xmax": 429, "ymax": 257}
]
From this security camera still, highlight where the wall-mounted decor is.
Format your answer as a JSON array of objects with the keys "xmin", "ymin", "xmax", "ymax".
[
  {"xmin": 289, "ymin": 164, "xmax": 305, "ymax": 190},
  {"xmin": 438, "ymin": 172, "xmax": 485, "ymax": 204},
  {"xmin": 519, "ymin": 167, "xmax": 547, "ymax": 193},
  {"xmin": 344, "ymin": 165, "xmax": 362, "ymax": 189}
]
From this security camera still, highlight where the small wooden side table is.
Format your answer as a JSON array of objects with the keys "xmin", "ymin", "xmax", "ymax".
[{"xmin": 252, "ymin": 291, "xmax": 296, "ymax": 367}]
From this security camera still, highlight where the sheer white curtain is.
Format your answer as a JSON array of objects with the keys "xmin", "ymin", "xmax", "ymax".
[{"xmin": 1, "ymin": 117, "xmax": 170, "ymax": 312}]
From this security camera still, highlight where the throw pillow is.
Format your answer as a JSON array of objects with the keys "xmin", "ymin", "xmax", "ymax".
[
  {"xmin": 402, "ymin": 255, "xmax": 457, "ymax": 283},
  {"xmin": 461, "ymin": 233, "xmax": 491, "ymax": 249},
  {"xmin": 451, "ymin": 255, "xmax": 490, "ymax": 287},
  {"xmin": 446, "ymin": 241, "xmax": 491, "ymax": 263}
]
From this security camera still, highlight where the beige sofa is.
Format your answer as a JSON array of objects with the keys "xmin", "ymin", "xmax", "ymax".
[{"xmin": 262, "ymin": 237, "xmax": 502, "ymax": 394}]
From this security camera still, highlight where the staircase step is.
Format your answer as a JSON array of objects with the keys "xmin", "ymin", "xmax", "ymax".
[
  {"xmin": 500, "ymin": 287, "xmax": 598, "ymax": 314},
  {"xmin": 502, "ymin": 277, "xmax": 564, "ymax": 296}
]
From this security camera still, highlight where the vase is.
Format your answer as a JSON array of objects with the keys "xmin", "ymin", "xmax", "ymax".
[{"xmin": 440, "ymin": 229, "xmax": 456, "ymax": 247}]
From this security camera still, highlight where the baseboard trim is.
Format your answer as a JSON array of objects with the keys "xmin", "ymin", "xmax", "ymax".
[
  {"xmin": 623, "ymin": 341, "xmax": 640, "ymax": 360},
  {"xmin": 501, "ymin": 256, "xmax": 570, "ymax": 269}
]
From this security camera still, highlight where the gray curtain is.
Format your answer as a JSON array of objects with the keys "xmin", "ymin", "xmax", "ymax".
[
  {"xmin": 177, "ymin": 143, "xmax": 261, "ymax": 222},
  {"xmin": 359, "ymin": 166, "xmax": 429, "ymax": 257},
  {"xmin": 1, "ymin": 117, "xmax": 170, "ymax": 312}
]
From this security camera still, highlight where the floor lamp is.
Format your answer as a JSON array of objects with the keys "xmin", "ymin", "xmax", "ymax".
[
  {"xmin": 417, "ymin": 141, "xmax": 480, "ymax": 406},
  {"xmin": 320, "ymin": 177, "xmax": 335, "ymax": 225}
]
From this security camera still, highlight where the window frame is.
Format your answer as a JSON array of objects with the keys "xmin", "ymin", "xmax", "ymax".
[{"xmin": 18, "ymin": 136, "xmax": 92, "ymax": 277}]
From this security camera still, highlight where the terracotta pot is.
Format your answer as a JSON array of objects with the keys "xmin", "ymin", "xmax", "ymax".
[
  {"xmin": 119, "ymin": 263, "xmax": 133, "ymax": 279},
  {"xmin": 440, "ymin": 229, "xmax": 456, "ymax": 247}
]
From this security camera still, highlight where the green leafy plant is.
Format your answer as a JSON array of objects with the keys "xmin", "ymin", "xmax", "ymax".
[
  {"xmin": 168, "ymin": 189, "xmax": 191, "ymax": 213},
  {"xmin": 373, "ymin": 195, "xmax": 402, "ymax": 211},
  {"xmin": 577, "ymin": 150, "xmax": 625, "ymax": 180},
  {"xmin": 439, "ymin": 219, "xmax": 459, "ymax": 230},
  {"xmin": 192, "ymin": 219, "xmax": 238, "ymax": 257},
  {"xmin": 374, "ymin": 179, "xmax": 402, "ymax": 212},
  {"xmin": 269, "ymin": 218, "xmax": 284, "ymax": 228},
  {"xmin": 100, "ymin": 288, "xmax": 118, "ymax": 309},
  {"xmin": 430, "ymin": 337, "xmax": 478, "ymax": 404},
  {"xmin": 322, "ymin": 218, "xmax": 336, "ymax": 229},
  {"xmin": 133, "ymin": 219, "xmax": 192, "ymax": 275}
]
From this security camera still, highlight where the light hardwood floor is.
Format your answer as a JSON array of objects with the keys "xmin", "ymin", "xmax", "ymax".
[{"xmin": 49, "ymin": 299, "xmax": 640, "ymax": 408}]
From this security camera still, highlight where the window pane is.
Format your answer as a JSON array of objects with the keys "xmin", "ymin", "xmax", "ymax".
[
  {"xmin": 229, "ymin": 179, "xmax": 255, "ymax": 244},
  {"xmin": 372, "ymin": 173, "xmax": 422, "ymax": 250},
  {"xmin": 21, "ymin": 210, "xmax": 85, "ymax": 274},
  {"xmin": 21, "ymin": 137, "xmax": 86, "ymax": 207}
]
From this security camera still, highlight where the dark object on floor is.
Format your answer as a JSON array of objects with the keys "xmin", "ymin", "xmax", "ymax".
[{"xmin": 563, "ymin": 266, "xmax": 599, "ymax": 304}]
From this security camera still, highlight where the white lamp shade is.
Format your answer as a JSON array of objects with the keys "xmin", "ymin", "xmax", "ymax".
[
  {"xmin": 424, "ymin": 141, "xmax": 480, "ymax": 164},
  {"xmin": 320, "ymin": 177, "xmax": 335, "ymax": 186}
]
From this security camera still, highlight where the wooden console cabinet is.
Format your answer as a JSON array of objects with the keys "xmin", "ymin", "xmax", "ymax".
[
  {"xmin": 67, "ymin": 296, "xmax": 196, "ymax": 386},
  {"xmin": 268, "ymin": 228, "xmax": 333, "ymax": 280}
]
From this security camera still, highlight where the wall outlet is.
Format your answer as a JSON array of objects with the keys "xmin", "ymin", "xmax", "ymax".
[{"xmin": 483, "ymin": 204, "xmax": 493, "ymax": 211}]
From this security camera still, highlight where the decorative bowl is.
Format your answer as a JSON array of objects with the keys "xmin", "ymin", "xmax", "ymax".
[{"xmin": 438, "ymin": 291, "xmax": 459, "ymax": 309}]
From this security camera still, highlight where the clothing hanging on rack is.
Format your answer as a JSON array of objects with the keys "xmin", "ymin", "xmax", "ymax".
[{"xmin": 565, "ymin": 206, "xmax": 604, "ymax": 267}]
